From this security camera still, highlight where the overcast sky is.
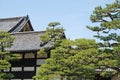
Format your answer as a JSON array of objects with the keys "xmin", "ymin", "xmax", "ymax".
[{"xmin": 0, "ymin": 0, "xmax": 115, "ymax": 39}]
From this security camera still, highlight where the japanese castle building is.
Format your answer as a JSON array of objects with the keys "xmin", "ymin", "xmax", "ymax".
[{"xmin": 0, "ymin": 15, "xmax": 51, "ymax": 80}]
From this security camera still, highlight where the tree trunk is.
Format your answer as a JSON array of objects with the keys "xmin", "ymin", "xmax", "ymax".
[{"xmin": 61, "ymin": 76, "xmax": 64, "ymax": 80}]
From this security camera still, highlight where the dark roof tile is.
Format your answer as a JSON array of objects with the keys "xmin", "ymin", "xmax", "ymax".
[
  {"xmin": 0, "ymin": 16, "xmax": 33, "ymax": 32},
  {"xmin": 0, "ymin": 17, "xmax": 21, "ymax": 31},
  {"xmin": 6, "ymin": 31, "xmax": 47, "ymax": 52}
]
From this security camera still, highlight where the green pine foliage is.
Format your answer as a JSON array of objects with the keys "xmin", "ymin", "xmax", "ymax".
[
  {"xmin": 0, "ymin": 31, "xmax": 20, "ymax": 79},
  {"xmin": 38, "ymin": 22, "xmax": 65, "ymax": 56},
  {"xmin": 35, "ymin": 37, "xmax": 98, "ymax": 80},
  {"xmin": 35, "ymin": 22, "xmax": 98, "ymax": 80},
  {"xmin": 87, "ymin": 0, "xmax": 120, "ymax": 78}
]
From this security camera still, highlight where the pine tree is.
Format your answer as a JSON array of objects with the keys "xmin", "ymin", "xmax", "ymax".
[
  {"xmin": 38, "ymin": 22, "xmax": 65, "ymax": 57},
  {"xmin": 35, "ymin": 38, "xmax": 98, "ymax": 80},
  {"xmin": 34, "ymin": 22, "xmax": 65, "ymax": 80},
  {"xmin": 34, "ymin": 22, "xmax": 98, "ymax": 80},
  {"xmin": 67, "ymin": 39, "xmax": 98, "ymax": 80},
  {"xmin": 87, "ymin": 0, "xmax": 120, "ymax": 78},
  {"xmin": 0, "ymin": 31, "xmax": 20, "ymax": 79}
]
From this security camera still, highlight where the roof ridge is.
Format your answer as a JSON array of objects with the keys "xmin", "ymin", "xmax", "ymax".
[
  {"xmin": 10, "ymin": 31, "xmax": 45, "ymax": 35},
  {"xmin": 9, "ymin": 17, "xmax": 25, "ymax": 32},
  {"xmin": 0, "ymin": 16, "xmax": 26, "ymax": 20}
]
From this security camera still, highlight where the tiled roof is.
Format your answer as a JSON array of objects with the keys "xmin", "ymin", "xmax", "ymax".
[
  {"xmin": 0, "ymin": 16, "xmax": 33, "ymax": 32},
  {"xmin": 0, "ymin": 17, "xmax": 21, "ymax": 31},
  {"xmin": 6, "ymin": 31, "xmax": 53, "ymax": 52},
  {"xmin": 1, "ymin": 16, "xmax": 55, "ymax": 52}
]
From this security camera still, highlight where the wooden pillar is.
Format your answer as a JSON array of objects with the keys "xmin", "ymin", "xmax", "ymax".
[
  {"xmin": 34, "ymin": 51, "xmax": 37, "ymax": 73},
  {"xmin": 9, "ymin": 52, "xmax": 13, "ymax": 80},
  {"xmin": 34, "ymin": 51, "xmax": 37, "ymax": 80},
  {"xmin": 21, "ymin": 52, "xmax": 25, "ymax": 80},
  {"xmin": 9, "ymin": 52, "xmax": 12, "ymax": 72}
]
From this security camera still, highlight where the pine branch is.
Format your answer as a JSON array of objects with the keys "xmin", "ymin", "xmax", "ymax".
[{"xmin": 107, "ymin": 13, "xmax": 114, "ymax": 21}]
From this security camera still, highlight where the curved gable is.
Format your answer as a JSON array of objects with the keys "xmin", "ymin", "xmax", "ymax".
[{"xmin": 0, "ymin": 15, "xmax": 34, "ymax": 33}]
